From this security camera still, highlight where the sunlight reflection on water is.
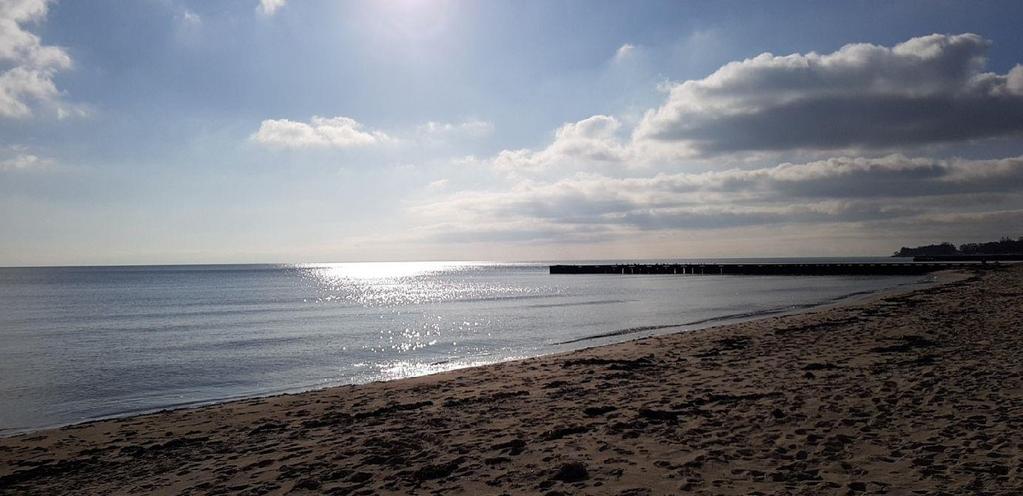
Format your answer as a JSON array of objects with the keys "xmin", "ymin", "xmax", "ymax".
[
  {"xmin": 298, "ymin": 261, "xmax": 556, "ymax": 307},
  {"xmin": 293, "ymin": 262, "xmax": 552, "ymax": 357}
]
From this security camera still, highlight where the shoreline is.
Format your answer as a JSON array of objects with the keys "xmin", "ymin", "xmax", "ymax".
[
  {"xmin": 2, "ymin": 265, "xmax": 1020, "ymax": 494},
  {"xmin": 1, "ymin": 272, "xmax": 944, "ymax": 438}
]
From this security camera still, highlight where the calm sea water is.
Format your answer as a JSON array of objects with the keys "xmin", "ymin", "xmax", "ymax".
[{"xmin": 0, "ymin": 260, "xmax": 925, "ymax": 433}]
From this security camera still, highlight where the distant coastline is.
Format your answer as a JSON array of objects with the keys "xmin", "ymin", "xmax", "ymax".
[{"xmin": 892, "ymin": 236, "xmax": 1023, "ymax": 258}]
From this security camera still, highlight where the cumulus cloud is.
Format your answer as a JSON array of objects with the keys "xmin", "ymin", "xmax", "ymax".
[
  {"xmin": 485, "ymin": 34, "xmax": 1023, "ymax": 173},
  {"xmin": 179, "ymin": 9, "xmax": 201, "ymax": 26},
  {"xmin": 1008, "ymin": 65, "xmax": 1023, "ymax": 94},
  {"xmin": 250, "ymin": 116, "xmax": 392, "ymax": 149},
  {"xmin": 613, "ymin": 43, "xmax": 635, "ymax": 62},
  {"xmin": 635, "ymin": 33, "xmax": 1023, "ymax": 155},
  {"xmin": 0, "ymin": 0, "xmax": 74, "ymax": 118},
  {"xmin": 0, "ymin": 148, "xmax": 50, "ymax": 171},
  {"xmin": 417, "ymin": 119, "xmax": 493, "ymax": 140},
  {"xmin": 258, "ymin": 0, "xmax": 286, "ymax": 16},
  {"xmin": 493, "ymin": 115, "xmax": 630, "ymax": 172},
  {"xmin": 409, "ymin": 33, "xmax": 1023, "ymax": 248},
  {"xmin": 415, "ymin": 154, "xmax": 1023, "ymax": 242}
]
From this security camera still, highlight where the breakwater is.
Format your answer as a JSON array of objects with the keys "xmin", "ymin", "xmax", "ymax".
[{"xmin": 550, "ymin": 262, "xmax": 990, "ymax": 276}]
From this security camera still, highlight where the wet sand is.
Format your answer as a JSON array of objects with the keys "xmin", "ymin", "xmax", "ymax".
[{"xmin": 1, "ymin": 265, "xmax": 1021, "ymax": 495}]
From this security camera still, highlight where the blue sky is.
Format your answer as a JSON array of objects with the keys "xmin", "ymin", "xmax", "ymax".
[{"xmin": 2, "ymin": 0, "xmax": 1023, "ymax": 265}]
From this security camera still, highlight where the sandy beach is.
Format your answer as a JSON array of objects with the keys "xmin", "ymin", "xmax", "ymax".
[{"xmin": 1, "ymin": 265, "xmax": 1021, "ymax": 495}]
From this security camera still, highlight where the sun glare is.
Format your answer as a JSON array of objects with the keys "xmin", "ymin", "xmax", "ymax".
[
  {"xmin": 299, "ymin": 261, "xmax": 478, "ymax": 280},
  {"xmin": 368, "ymin": 0, "xmax": 454, "ymax": 42}
]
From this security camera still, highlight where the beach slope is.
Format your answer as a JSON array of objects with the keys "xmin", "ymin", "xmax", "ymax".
[{"xmin": 1, "ymin": 266, "xmax": 1021, "ymax": 495}]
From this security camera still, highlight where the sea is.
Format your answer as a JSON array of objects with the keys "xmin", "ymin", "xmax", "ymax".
[{"xmin": 0, "ymin": 259, "xmax": 926, "ymax": 433}]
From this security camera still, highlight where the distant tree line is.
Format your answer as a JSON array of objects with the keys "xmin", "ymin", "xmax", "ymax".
[{"xmin": 893, "ymin": 237, "xmax": 1023, "ymax": 257}]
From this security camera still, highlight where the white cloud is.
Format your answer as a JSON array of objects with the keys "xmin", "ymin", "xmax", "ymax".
[
  {"xmin": 414, "ymin": 154, "xmax": 1023, "ymax": 243},
  {"xmin": 406, "ymin": 33, "xmax": 1023, "ymax": 248},
  {"xmin": 180, "ymin": 9, "xmax": 201, "ymax": 26},
  {"xmin": 416, "ymin": 119, "xmax": 494, "ymax": 140},
  {"xmin": 492, "ymin": 115, "xmax": 630, "ymax": 172},
  {"xmin": 251, "ymin": 116, "xmax": 492, "ymax": 150},
  {"xmin": 258, "ymin": 0, "xmax": 287, "ymax": 16},
  {"xmin": 635, "ymin": 33, "xmax": 1023, "ymax": 155},
  {"xmin": 0, "ymin": 148, "xmax": 51, "ymax": 171},
  {"xmin": 250, "ymin": 116, "xmax": 392, "ymax": 149},
  {"xmin": 613, "ymin": 43, "xmax": 635, "ymax": 62},
  {"xmin": 482, "ymin": 34, "xmax": 1023, "ymax": 175},
  {"xmin": 0, "ymin": 0, "xmax": 74, "ymax": 119},
  {"xmin": 1008, "ymin": 64, "xmax": 1023, "ymax": 95}
]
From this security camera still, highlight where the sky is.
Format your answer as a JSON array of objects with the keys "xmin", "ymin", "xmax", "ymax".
[{"xmin": 1, "ymin": 0, "xmax": 1023, "ymax": 266}]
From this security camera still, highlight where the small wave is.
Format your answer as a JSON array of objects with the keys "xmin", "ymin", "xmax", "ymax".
[
  {"xmin": 525, "ymin": 299, "xmax": 633, "ymax": 309},
  {"xmin": 552, "ymin": 286, "xmax": 895, "ymax": 346},
  {"xmin": 554, "ymin": 323, "xmax": 687, "ymax": 345},
  {"xmin": 552, "ymin": 298, "xmax": 863, "ymax": 343},
  {"xmin": 552, "ymin": 307, "xmax": 789, "ymax": 345}
]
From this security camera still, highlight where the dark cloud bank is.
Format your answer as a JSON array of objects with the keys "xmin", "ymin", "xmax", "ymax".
[
  {"xmin": 421, "ymin": 34, "xmax": 1023, "ymax": 246},
  {"xmin": 636, "ymin": 33, "xmax": 1023, "ymax": 154}
]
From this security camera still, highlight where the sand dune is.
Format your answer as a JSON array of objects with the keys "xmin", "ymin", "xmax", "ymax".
[{"xmin": 1, "ymin": 266, "xmax": 1021, "ymax": 495}]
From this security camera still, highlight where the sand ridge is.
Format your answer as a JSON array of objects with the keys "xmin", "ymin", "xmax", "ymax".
[{"xmin": 1, "ymin": 266, "xmax": 1021, "ymax": 495}]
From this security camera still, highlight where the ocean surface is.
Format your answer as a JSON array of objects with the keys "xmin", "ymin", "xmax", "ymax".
[{"xmin": 0, "ymin": 259, "xmax": 926, "ymax": 433}]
